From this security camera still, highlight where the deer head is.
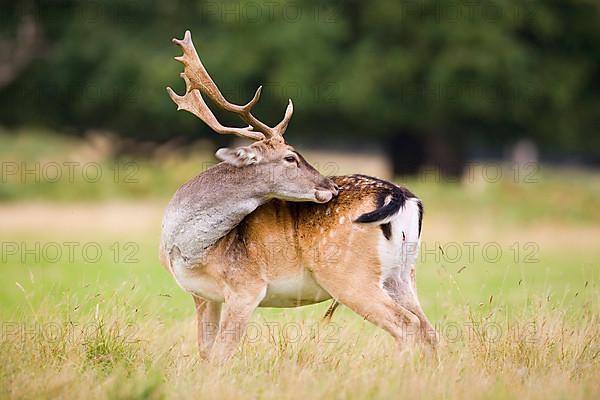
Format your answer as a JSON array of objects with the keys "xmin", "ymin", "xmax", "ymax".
[{"xmin": 166, "ymin": 31, "xmax": 338, "ymax": 203}]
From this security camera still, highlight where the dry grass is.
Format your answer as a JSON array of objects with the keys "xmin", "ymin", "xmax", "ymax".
[{"xmin": 1, "ymin": 292, "xmax": 598, "ymax": 400}]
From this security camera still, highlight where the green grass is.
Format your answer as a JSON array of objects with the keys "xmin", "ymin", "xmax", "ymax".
[
  {"xmin": 0, "ymin": 128, "xmax": 213, "ymax": 201},
  {"xmin": 2, "ymin": 128, "xmax": 600, "ymax": 225}
]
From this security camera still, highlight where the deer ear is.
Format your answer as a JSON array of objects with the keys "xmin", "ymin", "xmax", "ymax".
[{"xmin": 215, "ymin": 146, "xmax": 261, "ymax": 167}]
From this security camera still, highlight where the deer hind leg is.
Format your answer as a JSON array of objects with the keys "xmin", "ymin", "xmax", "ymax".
[
  {"xmin": 312, "ymin": 270, "xmax": 421, "ymax": 350},
  {"xmin": 387, "ymin": 201, "xmax": 437, "ymax": 345},
  {"xmin": 209, "ymin": 286, "xmax": 266, "ymax": 363},
  {"xmin": 383, "ymin": 275, "xmax": 437, "ymax": 346},
  {"xmin": 193, "ymin": 296, "xmax": 222, "ymax": 359}
]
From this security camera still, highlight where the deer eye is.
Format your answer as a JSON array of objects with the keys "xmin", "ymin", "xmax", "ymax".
[{"xmin": 284, "ymin": 155, "xmax": 297, "ymax": 163}]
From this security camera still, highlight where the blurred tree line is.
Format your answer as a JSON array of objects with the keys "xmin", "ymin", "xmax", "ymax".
[{"xmin": 1, "ymin": 0, "xmax": 599, "ymax": 168}]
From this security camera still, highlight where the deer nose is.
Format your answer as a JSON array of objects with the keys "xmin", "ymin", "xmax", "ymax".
[
  {"xmin": 331, "ymin": 183, "xmax": 339, "ymax": 195},
  {"xmin": 318, "ymin": 178, "xmax": 338, "ymax": 196}
]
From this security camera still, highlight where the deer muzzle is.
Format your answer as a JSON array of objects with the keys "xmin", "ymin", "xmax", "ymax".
[{"xmin": 314, "ymin": 179, "xmax": 339, "ymax": 203}]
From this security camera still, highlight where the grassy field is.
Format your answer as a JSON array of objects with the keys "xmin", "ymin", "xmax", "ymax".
[{"xmin": 0, "ymin": 131, "xmax": 599, "ymax": 399}]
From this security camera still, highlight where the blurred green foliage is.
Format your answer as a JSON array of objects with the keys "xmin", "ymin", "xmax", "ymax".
[{"xmin": 0, "ymin": 0, "xmax": 599, "ymax": 155}]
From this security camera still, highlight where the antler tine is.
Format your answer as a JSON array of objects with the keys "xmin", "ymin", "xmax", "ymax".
[
  {"xmin": 166, "ymin": 73, "xmax": 265, "ymax": 141},
  {"xmin": 274, "ymin": 99, "xmax": 294, "ymax": 136},
  {"xmin": 171, "ymin": 30, "xmax": 294, "ymax": 139}
]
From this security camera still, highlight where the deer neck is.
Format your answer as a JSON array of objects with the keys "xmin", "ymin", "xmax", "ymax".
[{"xmin": 161, "ymin": 163, "xmax": 271, "ymax": 262}]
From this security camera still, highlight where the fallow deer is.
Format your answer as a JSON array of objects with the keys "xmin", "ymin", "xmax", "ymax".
[{"xmin": 160, "ymin": 31, "xmax": 437, "ymax": 361}]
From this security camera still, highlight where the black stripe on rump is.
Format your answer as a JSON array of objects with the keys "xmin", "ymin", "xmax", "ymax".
[{"xmin": 354, "ymin": 174, "xmax": 418, "ymax": 225}]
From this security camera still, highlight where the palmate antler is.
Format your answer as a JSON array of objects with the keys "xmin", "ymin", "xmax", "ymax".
[{"xmin": 166, "ymin": 30, "xmax": 293, "ymax": 141}]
